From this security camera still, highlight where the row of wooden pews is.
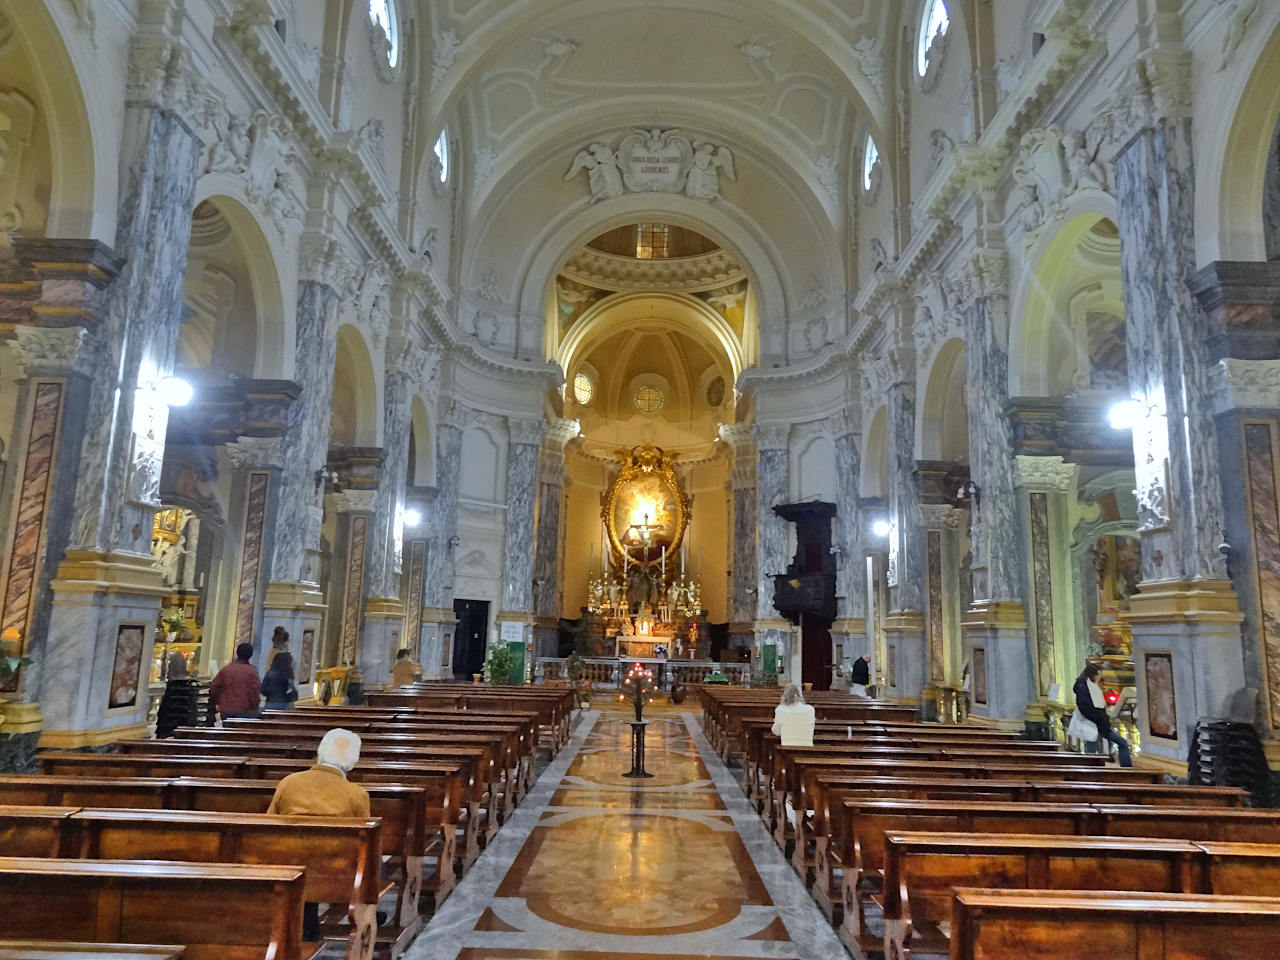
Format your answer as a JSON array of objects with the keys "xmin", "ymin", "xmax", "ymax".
[
  {"xmin": 0, "ymin": 683, "xmax": 575, "ymax": 960},
  {"xmin": 698, "ymin": 685, "xmax": 1280, "ymax": 959}
]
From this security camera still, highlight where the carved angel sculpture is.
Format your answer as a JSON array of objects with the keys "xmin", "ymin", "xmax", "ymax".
[
  {"xmin": 565, "ymin": 142, "xmax": 623, "ymax": 203},
  {"xmin": 685, "ymin": 141, "xmax": 734, "ymax": 200}
]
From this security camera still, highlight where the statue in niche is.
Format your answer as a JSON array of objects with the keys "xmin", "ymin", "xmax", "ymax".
[
  {"xmin": 684, "ymin": 140, "xmax": 734, "ymax": 200},
  {"xmin": 564, "ymin": 142, "xmax": 623, "ymax": 203},
  {"xmin": 627, "ymin": 564, "xmax": 656, "ymax": 610}
]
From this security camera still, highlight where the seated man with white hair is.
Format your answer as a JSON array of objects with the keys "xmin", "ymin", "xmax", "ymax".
[{"xmin": 267, "ymin": 727, "xmax": 371, "ymax": 817}]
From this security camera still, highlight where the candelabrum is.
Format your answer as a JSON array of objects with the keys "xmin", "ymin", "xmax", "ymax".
[{"xmin": 619, "ymin": 660, "xmax": 656, "ymax": 778}]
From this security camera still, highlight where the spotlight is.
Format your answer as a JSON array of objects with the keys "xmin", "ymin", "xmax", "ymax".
[
  {"xmin": 871, "ymin": 519, "xmax": 892, "ymax": 538},
  {"xmin": 158, "ymin": 376, "xmax": 193, "ymax": 407},
  {"xmin": 402, "ymin": 509, "xmax": 422, "ymax": 527},
  {"xmin": 1107, "ymin": 399, "xmax": 1142, "ymax": 431}
]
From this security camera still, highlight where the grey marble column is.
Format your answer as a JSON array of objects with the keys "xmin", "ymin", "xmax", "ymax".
[
  {"xmin": 367, "ymin": 352, "xmax": 415, "ymax": 602},
  {"xmin": 886, "ymin": 351, "xmax": 924, "ymax": 613},
  {"xmin": 532, "ymin": 420, "xmax": 578, "ymax": 657},
  {"xmin": 500, "ymin": 418, "xmax": 545, "ymax": 616},
  {"xmin": 752, "ymin": 423, "xmax": 790, "ymax": 623},
  {"xmin": 42, "ymin": 40, "xmax": 207, "ymax": 743},
  {"xmin": 420, "ymin": 404, "xmax": 465, "ymax": 676},
  {"xmin": 720, "ymin": 424, "xmax": 758, "ymax": 649},
  {"xmin": 1105, "ymin": 56, "xmax": 1245, "ymax": 759}
]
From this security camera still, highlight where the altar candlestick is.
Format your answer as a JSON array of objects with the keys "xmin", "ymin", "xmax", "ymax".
[
  {"xmin": 661, "ymin": 545, "xmax": 666, "ymax": 579},
  {"xmin": 589, "ymin": 543, "xmax": 595, "ymax": 578}
]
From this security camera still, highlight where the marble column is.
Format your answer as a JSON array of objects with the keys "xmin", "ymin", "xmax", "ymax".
[
  {"xmin": 41, "ymin": 40, "xmax": 206, "ymax": 746},
  {"xmin": 497, "ymin": 417, "xmax": 546, "ymax": 676},
  {"xmin": 258, "ymin": 242, "xmax": 352, "ymax": 671},
  {"xmin": 958, "ymin": 249, "xmax": 1033, "ymax": 726},
  {"xmin": 831, "ymin": 412, "xmax": 869, "ymax": 662},
  {"xmin": 884, "ymin": 344, "xmax": 926, "ymax": 704},
  {"xmin": 421, "ymin": 404, "xmax": 466, "ymax": 677},
  {"xmin": 752, "ymin": 423, "xmax": 792, "ymax": 673},
  {"xmin": 1109, "ymin": 55, "xmax": 1245, "ymax": 764},
  {"xmin": 359, "ymin": 346, "xmax": 419, "ymax": 687},
  {"xmin": 918, "ymin": 504, "xmax": 969, "ymax": 693},
  {"xmin": 1013, "ymin": 455, "xmax": 1079, "ymax": 733},
  {"xmin": 325, "ymin": 489, "xmax": 377, "ymax": 670},
  {"xmin": 720, "ymin": 424, "xmax": 757, "ymax": 651},
  {"xmin": 532, "ymin": 420, "xmax": 578, "ymax": 658},
  {"xmin": 1193, "ymin": 262, "xmax": 1280, "ymax": 773}
]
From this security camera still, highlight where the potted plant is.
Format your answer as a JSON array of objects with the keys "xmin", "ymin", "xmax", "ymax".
[{"xmin": 483, "ymin": 643, "xmax": 516, "ymax": 686}]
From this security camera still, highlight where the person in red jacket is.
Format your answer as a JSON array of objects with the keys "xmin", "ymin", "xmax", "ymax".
[{"xmin": 209, "ymin": 642, "xmax": 261, "ymax": 720}]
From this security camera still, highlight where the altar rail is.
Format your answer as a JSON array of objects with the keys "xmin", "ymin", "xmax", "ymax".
[{"xmin": 536, "ymin": 658, "xmax": 748, "ymax": 688}]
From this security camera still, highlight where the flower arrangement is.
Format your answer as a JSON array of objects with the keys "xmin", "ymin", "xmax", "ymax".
[
  {"xmin": 157, "ymin": 607, "xmax": 187, "ymax": 637},
  {"xmin": 618, "ymin": 660, "xmax": 655, "ymax": 721}
]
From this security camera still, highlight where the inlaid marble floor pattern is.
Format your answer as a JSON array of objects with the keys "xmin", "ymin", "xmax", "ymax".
[{"xmin": 408, "ymin": 710, "xmax": 848, "ymax": 960}]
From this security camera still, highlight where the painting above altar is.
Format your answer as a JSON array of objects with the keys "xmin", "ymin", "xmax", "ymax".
[{"xmin": 603, "ymin": 444, "xmax": 690, "ymax": 566}]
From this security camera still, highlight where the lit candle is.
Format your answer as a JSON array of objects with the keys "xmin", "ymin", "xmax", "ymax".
[{"xmin": 661, "ymin": 545, "xmax": 666, "ymax": 578}]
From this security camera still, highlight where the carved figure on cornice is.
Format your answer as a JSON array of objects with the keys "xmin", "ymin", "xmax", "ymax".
[
  {"xmin": 300, "ymin": 238, "xmax": 358, "ymax": 290},
  {"xmin": 803, "ymin": 317, "xmax": 829, "ymax": 354},
  {"xmin": 913, "ymin": 303, "xmax": 947, "ymax": 362},
  {"xmin": 1217, "ymin": 0, "xmax": 1262, "ymax": 73},
  {"xmin": 243, "ymin": 112, "xmax": 296, "ymax": 202},
  {"xmin": 262, "ymin": 168, "xmax": 301, "ymax": 234},
  {"xmin": 354, "ymin": 119, "xmax": 385, "ymax": 160},
  {"xmin": 431, "ymin": 30, "xmax": 462, "ymax": 93},
  {"xmin": 995, "ymin": 55, "xmax": 1023, "ymax": 103},
  {"xmin": 565, "ymin": 142, "xmax": 624, "ymax": 203},
  {"xmin": 705, "ymin": 284, "xmax": 746, "ymax": 313},
  {"xmin": 1063, "ymin": 130, "xmax": 1106, "ymax": 192},
  {"xmin": 206, "ymin": 114, "xmax": 251, "ymax": 175},
  {"xmin": 869, "ymin": 238, "xmax": 890, "ymax": 272},
  {"xmin": 928, "ymin": 129, "xmax": 955, "ymax": 174},
  {"xmin": 685, "ymin": 141, "xmax": 734, "ymax": 200},
  {"xmin": 1015, "ymin": 182, "xmax": 1046, "ymax": 235}
]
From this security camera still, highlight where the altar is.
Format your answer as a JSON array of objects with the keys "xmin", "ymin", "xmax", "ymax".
[{"xmin": 613, "ymin": 635, "xmax": 695, "ymax": 660}]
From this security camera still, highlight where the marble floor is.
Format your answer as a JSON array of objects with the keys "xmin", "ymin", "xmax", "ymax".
[{"xmin": 407, "ymin": 709, "xmax": 848, "ymax": 960}]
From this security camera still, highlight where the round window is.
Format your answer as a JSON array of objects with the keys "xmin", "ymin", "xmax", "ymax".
[
  {"xmin": 916, "ymin": 0, "xmax": 950, "ymax": 78},
  {"xmin": 634, "ymin": 384, "xmax": 665, "ymax": 414},
  {"xmin": 706, "ymin": 376, "xmax": 726, "ymax": 408},
  {"xmin": 573, "ymin": 373, "xmax": 593, "ymax": 405},
  {"xmin": 433, "ymin": 131, "xmax": 450, "ymax": 183}
]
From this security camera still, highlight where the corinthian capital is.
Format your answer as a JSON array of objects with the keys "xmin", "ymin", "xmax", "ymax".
[
  {"xmin": 507, "ymin": 417, "xmax": 546, "ymax": 447},
  {"xmin": 9, "ymin": 325, "xmax": 96, "ymax": 376},
  {"xmin": 299, "ymin": 237, "xmax": 358, "ymax": 290},
  {"xmin": 751, "ymin": 422, "xmax": 790, "ymax": 452}
]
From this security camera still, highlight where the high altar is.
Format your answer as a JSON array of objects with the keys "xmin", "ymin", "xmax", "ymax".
[{"xmin": 586, "ymin": 444, "xmax": 707, "ymax": 660}]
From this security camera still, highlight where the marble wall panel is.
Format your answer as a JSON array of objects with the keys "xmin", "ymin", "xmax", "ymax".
[
  {"xmin": 1028, "ymin": 492, "xmax": 1055, "ymax": 697},
  {"xmin": 888, "ymin": 382, "xmax": 924, "ymax": 610},
  {"xmin": 926, "ymin": 529, "xmax": 944, "ymax": 682},
  {"xmin": 232, "ymin": 471, "xmax": 270, "ymax": 646},
  {"xmin": 1243, "ymin": 421, "xmax": 1280, "ymax": 730},
  {"xmin": 532, "ymin": 457, "xmax": 565, "ymax": 620},
  {"xmin": 756, "ymin": 449, "xmax": 789, "ymax": 619},
  {"xmin": 1, "ymin": 381, "xmax": 63, "ymax": 655},
  {"xmin": 424, "ymin": 422, "xmax": 463, "ymax": 607},
  {"xmin": 404, "ymin": 539, "xmax": 427, "ymax": 660},
  {"xmin": 732, "ymin": 485, "xmax": 756, "ymax": 624},
  {"xmin": 834, "ymin": 429, "xmax": 867, "ymax": 621},
  {"xmin": 367, "ymin": 369, "xmax": 412, "ymax": 598},
  {"xmin": 341, "ymin": 515, "xmax": 369, "ymax": 664}
]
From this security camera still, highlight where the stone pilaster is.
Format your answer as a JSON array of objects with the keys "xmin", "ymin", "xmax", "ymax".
[
  {"xmin": 258, "ymin": 241, "xmax": 355, "ymax": 672},
  {"xmin": 831, "ymin": 410, "xmax": 869, "ymax": 662},
  {"xmin": 496, "ymin": 417, "xmax": 546, "ymax": 670},
  {"xmin": 1014, "ymin": 455, "xmax": 1079, "ymax": 728},
  {"xmin": 41, "ymin": 37, "xmax": 207, "ymax": 746},
  {"xmin": 420, "ymin": 403, "xmax": 466, "ymax": 677},
  {"xmin": 325, "ymin": 488, "xmax": 377, "ymax": 673},
  {"xmin": 752, "ymin": 423, "xmax": 791, "ymax": 667},
  {"xmin": 919, "ymin": 503, "xmax": 968, "ymax": 690},
  {"xmin": 1108, "ymin": 50, "xmax": 1244, "ymax": 763},
  {"xmin": 0, "ymin": 252, "xmax": 115, "ymax": 748},
  {"xmin": 532, "ymin": 419, "xmax": 578, "ymax": 657},
  {"xmin": 957, "ymin": 247, "xmax": 1031, "ymax": 725}
]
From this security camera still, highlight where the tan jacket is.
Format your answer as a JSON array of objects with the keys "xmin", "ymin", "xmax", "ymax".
[
  {"xmin": 391, "ymin": 658, "xmax": 421, "ymax": 686},
  {"xmin": 267, "ymin": 764, "xmax": 370, "ymax": 818}
]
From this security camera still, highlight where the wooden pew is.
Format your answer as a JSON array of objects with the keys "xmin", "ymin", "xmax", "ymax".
[
  {"xmin": 879, "ymin": 832, "xmax": 1280, "ymax": 958},
  {"xmin": 831, "ymin": 799, "xmax": 1280, "ymax": 953},
  {"xmin": 0, "ymin": 858, "xmax": 304, "ymax": 960},
  {"xmin": 948, "ymin": 889, "xmax": 1280, "ymax": 959},
  {"xmin": 0, "ymin": 944, "xmax": 183, "ymax": 960}
]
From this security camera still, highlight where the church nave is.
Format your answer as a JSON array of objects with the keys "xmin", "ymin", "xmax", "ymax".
[{"xmin": 412, "ymin": 711, "xmax": 845, "ymax": 960}]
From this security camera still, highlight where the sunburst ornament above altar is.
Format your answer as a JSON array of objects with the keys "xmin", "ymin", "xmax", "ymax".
[{"xmin": 602, "ymin": 444, "xmax": 691, "ymax": 567}]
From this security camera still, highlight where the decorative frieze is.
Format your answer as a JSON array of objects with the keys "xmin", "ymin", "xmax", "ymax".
[
  {"xmin": 1209, "ymin": 359, "xmax": 1280, "ymax": 414},
  {"xmin": 225, "ymin": 436, "xmax": 285, "ymax": 471},
  {"xmin": 330, "ymin": 489, "xmax": 377, "ymax": 514}
]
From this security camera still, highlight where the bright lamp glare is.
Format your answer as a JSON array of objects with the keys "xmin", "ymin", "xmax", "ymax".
[
  {"xmin": 871, "ymin": 519, "xmax": 892, "ymax": 538},
  {"xmin": 1108, "ymin": 399, "xmax": 1142, "ymax": 431},
  {"xmin": 158, "ymin": 376, "xmax": 193, "ymax": 407},
  {"xmin": 402, "ymin": 509, "xmax": 422, "ymax": 527}
]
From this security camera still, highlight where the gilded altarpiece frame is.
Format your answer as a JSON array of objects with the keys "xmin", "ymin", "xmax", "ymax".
[{"xmin": 1241, "ymin": 420, "xmax": 1280, "ymax": 731}]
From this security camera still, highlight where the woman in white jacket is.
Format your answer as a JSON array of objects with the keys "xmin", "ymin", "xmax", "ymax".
[{"xmin": 772, "ymin": 683, "xmax": 816, "ymax": 747}]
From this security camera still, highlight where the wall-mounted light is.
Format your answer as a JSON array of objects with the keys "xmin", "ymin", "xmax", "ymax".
[
  {"xmin": 314, "ymin": 466, "xmax": 339, "ymax": 496},
  {"xmin": 402, "ymin": 508, "xmax": 422, "ymax": 527},
  {"xmin": 871, "ymin": 519, "xmax": 893, "ymax": 538},
  {"xmin": 157, "ymin": 376, "xmax": 193, "ymax": 407},
  {"xmin": 1107, "ymin": 399, "xmax": 1143, "ymax": 431}
]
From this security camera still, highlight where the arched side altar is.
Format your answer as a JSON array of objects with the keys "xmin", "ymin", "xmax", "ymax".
[{"xmin": 586, "ymin": 444, "xmax": 709, "ymax": 661}]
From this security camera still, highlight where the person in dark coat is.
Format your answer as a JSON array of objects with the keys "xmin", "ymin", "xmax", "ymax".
[
  {"xmin": 1073, "ymin": 662, "xmax": 1131, "ymax": 767},
  {"xmin": 260, "ymin": 651, "xmax": 299, "ymax": 712},
  {"xmin": 849, "ymin": 653, "xmax": 871, "ymax": 697},
  {"xmin": 209, "ymin": 642, "xmax": 262, "ymax": 721}
]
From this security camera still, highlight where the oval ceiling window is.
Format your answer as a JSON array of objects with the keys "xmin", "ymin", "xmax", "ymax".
[
  {"xmin": 862, "ymin": 136, "xmax": 880, "ymax": 192},
  {"xmin": 434, "ymin": 131, "xmax": 450, "ymax": 182},
  {"xmin": 634, "ymin": 384, "xmax": 665, "ymax": 414},
  {"xmin": 916, "ymin": 0, "xmax": 950, "ymax": 78},
  {"xmin": 368, "ymin": 0, "xmax": 400, "ymax": 68},
  {"xmin": 573, "ymin": 372, "xmax": 594, "ymax": 405}
]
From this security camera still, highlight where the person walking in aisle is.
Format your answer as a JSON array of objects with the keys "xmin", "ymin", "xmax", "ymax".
[
  {"xmin": 208, "ymin": 642, "xmax": 262, "ymax": 721},
  {"xmin": 260, "ymin": 650, "xmax": 299, "ymax": 712}
]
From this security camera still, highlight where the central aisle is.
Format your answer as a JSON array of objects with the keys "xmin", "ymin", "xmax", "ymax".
[{"xmin": 410, "ymin": 709, "xmax": 847, "ymax": 959}]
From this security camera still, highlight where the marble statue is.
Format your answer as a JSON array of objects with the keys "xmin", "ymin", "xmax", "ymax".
[
  {"xmin": 684, "ymin": 140, "xmax": 734, "ymax": 200},
  {"xmin": 564, "ymin": 142, "xmax": 623, "ymax": 203}
]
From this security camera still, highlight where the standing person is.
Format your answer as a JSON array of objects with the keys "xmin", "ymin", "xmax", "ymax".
[
  {"xmin": 391, "ymin": 647, "xmax": 421, "ymax": 686},
  {"xmin": 1073, "ymin": 662, "xmax": 1132, "ymax": 767},
  {"xmin": 267, "ymin": 729, "xmax": 371, "ymax": 941},
  {"xmin": 263, "ymin": 625, "xmax": 289, "ymax": 671},
  {"xmin": 849, "ymin": 653, "xmax": 871, "ymax": 698},
  {"xmin": 771, "ymin": 683, "xmax": 816, "ymax": 747},
  {"xmin": 260, "ymin": 650, "xmax": 299, "ymax": 712},
  {"xmin": 208, "ymin": 642, "xmax": 262, "ymax": 721}
]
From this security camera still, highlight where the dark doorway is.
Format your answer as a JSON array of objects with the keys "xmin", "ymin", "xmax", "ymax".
[
  {"xmin": 452, "ymin": 599, "xmax": 490, "ymax": 680},
  {"xmin": 801, "ymin": 614, "xmax": 833, "ymax": 690}
]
